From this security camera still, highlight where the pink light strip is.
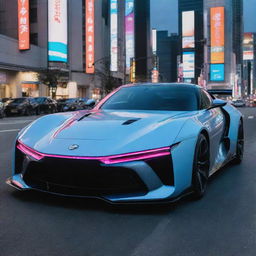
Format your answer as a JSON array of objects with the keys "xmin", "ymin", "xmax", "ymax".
[
  {"xmin": 17, "ymin": 141, "xmax": 170, "ymax": 164},
  {"xmin": 17, "ymin": 143, "xmax": 44, "ymax": 161}
]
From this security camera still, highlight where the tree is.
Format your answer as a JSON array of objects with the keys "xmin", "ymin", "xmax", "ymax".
[
  {"xmin": 94, "ymin": 60, "xmax": 122, "ymax": 96},
  {"xmin": 37, "ymin": 69, "xmax": 61, "ymax": 98}
]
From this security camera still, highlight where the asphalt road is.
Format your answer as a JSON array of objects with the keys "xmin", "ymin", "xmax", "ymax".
[{"xmin": 0, "ymin": 109, "xmax": 256, "ymax": 256}]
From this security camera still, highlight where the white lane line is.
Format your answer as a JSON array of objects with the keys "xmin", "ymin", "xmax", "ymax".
[
  {"xmin": 0, "ymin": 120, "xmax": 34, "ymax": 125},
  {"xmin": 0, "ymin": 129, "xmax": 20, "ymax": 133},
  {"xmin": 248, "ymin": 116, "xmax": 254, "ymax": 119}
]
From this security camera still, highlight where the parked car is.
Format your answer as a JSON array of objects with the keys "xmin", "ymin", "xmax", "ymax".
[
  {"xmin": 0, "ymin": 99, "xmax": 5, "ymax": 118},
  {"xmin": 34, "ymin": 97, "xmax": 57, "ymax": 114},
  {"xmin": 231, "ymin": 99, "xmax": 246, "ymax": 107},
  {"xmin": 5, "ymin": 97, "xmax": 40, "ymax": 116},
  {"xmin": 57, "ymin": 98, "xmax": 81, "ymax": 112}
]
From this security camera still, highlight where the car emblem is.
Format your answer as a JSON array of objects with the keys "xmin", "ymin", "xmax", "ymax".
[{"xmin": 69, "ymin": 144, "xmax": 79, "ymax": 150}]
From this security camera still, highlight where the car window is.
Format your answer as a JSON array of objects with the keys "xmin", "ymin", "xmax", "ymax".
[
  {"xmin": 101, "ymin": 85, "xmax": 199, "ymax": 111},
  {"xmin": 200, "ymin": 90, "xmax": 212, "ymax": 109},
  {"xmin": 12, "ymin": 98, "xmax": 27, "ymax": 104}
]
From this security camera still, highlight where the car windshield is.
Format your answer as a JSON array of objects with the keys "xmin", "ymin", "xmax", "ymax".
[
  {"xmin": 34, "ymin": 97, "xmax": 46, "ymax": 103},
  {"xmin": 65, "ymin": 99, "xmax": 76, "ymax": 103},
  {"xmin": 12, "ymin": 98, "xmax": 26, "ymax": 103},
  {"xmin": 101, "ymin": 84, "xmax": 199, "ymax": 111}
]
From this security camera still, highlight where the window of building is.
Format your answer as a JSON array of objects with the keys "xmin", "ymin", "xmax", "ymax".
[
  {"xmin": 30, "ymin": 33, "xmax": 38, "ymax": 45},
  {"xmin": 30, "ymin": 7, "xmax": 37, "ymax": 23}
]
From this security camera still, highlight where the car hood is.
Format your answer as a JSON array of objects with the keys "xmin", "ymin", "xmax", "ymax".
[{"xmin": 19, "ymin": 110, "xmax": 195, "ymax": 157}]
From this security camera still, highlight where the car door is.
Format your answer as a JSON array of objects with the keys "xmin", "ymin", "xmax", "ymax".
[{"xmin": 197, "ymin": 89, "xmax": 225, "ymax": 171}]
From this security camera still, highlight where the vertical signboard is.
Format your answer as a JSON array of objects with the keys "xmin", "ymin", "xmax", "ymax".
[
  {"xmin": 48, "ymin": 0, "xmax": 68, "ymax": 62},
  {"xmin": 110, "ymin": 0, "xmax": 118, "ymax": 72},
  {"xmin": 85, "ymin": 0, "xmax": 95, "ymax": 73},
  {"xmin": 210, "ymin": 7, "xmax": 225, "ymax": 64},
  {"xmin": 183, "ymin": 52, "xmax": 195, "ymax": 78},
  {"xmin": 152, "ymin": 29, "xmax": 157, "ymax": 54},
  {"xmin": 182, "ymin": 11, "xmax": 195, "ymax": 49},
  {"xmin": 243, "ymin": 33, "xmax": 254, "ymax": 60},
  {"xmin": 18, "ymin": 0, "xmax": 30, "ymax": 50},
  {"xmin": 125, "ymin": 0, "xmax": 135, "ymax": 74}
]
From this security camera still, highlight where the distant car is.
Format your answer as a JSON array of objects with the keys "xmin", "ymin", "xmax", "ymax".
[
  {"xmin": 7, "ymin": 83, "xmax": 244, "ymax": 204},
  {"xmin": 34, "ymin": 97, "xmax": 57, "ymax": 114},
  {"xmin": 57, "ymin": 98, "xmax": 81, "ymax": 112},
  {"xmin": 0, "ymin": 99, "xmax": 5, "ymax": 118},
  {"xmin": 231, "ymin": 99, "xmax": 245, "ymax": 107},
  {"xmin": 5, "ymin": 97, "xmax": 40, "ymax": 116}
]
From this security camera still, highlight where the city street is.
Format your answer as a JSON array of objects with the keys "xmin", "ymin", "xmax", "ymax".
[{"xmin": 0, "ymin": 108, "xmax": 255, "ymax": 256}]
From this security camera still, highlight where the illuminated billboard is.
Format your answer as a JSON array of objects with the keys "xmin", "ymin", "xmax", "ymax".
[
  {"xmin": 243, "ymin": 33, "xmax": 254, "ymax": 60},
  {"xmin": 182, "ymin": 11, "xmax": 195, "ymax": 49},
  {"xmin": 18, "ymin": 0, "xmax": 30, "ymax": 50},
  {"xmin": 125, "ymin": 0, "xmax": 135, "ymax": 74},
  {"xmin": 183, "ymin": 52, "xmax": 195, "ymax": 78},
  {"xmin": 210, "ymin": 7, "xmax": 225, "ymax": 64},
  {"xmin": 152, "ymin": 29, "xmax": 157, "ymax": 53},
  {"xmin": 85, "ymin": 0, "xmax": 95, "ymax": 73},
  {"xmin": 48, "ymin": 0, "xmax": 68, "ymax": 62},
  {"xmin": 110, "ymin": 0, "xmax": 118, "ymax": 71},
  {"xmin": 210, "ymin": 64, "xmax": 225, "ymax": 81}
]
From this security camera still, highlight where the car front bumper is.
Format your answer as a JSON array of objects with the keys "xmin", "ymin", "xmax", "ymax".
[{"xmin": 7, "ymin": 147, "xmax": 179, "ymax": 203}]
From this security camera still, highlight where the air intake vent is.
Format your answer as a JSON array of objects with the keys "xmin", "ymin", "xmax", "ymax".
[{"xmin": 122, "ymin": 119, "xmax": 140, "ymax": 125}]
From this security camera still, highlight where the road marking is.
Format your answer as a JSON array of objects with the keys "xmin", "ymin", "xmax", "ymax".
[
  {"xmin": 0, "ymin": 129, "xmax": 20, "ymax": 133},
  {"xmin": 248, "ymin": 116, "xmax": 254, "ymax": 119},
  {"xmin": 0, "ymin": 120, "xmax": 34, "ymax": 125}
]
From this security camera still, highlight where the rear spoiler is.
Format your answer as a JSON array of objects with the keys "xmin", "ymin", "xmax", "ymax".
[{"xmin": 207, "ymin": 89, "xmax": 232, "ymax": 96}]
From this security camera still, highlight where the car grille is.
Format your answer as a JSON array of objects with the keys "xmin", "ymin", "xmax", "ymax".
[{"xmin": 22, "ymin": 157, "xmax": 148, "ymax": 196}]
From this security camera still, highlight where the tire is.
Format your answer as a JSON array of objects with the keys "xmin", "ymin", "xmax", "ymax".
[
  {"xmin": 36, "ymin": 107, "xmax": 41, "ymax": 115},
  {"xmin": 25, "ymin": 108, "xmax": 31, "ymax": 116},
  {"xmin": 232, "ymin": 120, "xmax": 244, "ymax": 164},
  {"xmin": 191, "ymin": 133, "xmax": 210, "ymax": 200}
]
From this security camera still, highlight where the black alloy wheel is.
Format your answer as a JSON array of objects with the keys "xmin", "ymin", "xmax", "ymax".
[
  {"xmin": 192, "ymin": 134, "xmax": 210, "ymax": 199},
  {"xmin": 232, "ymin": 120, "xmax": 244, "ymax": 164}
]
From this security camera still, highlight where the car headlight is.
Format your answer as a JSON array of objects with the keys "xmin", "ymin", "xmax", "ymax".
[{"xmin": 16, "ymin": 141, "xmax": 179, "ymax": 164}]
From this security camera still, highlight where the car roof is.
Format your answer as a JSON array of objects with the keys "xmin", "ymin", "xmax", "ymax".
[{"xmin": 122, "ymin": 82, "xmax": 202, "ymax": 90}]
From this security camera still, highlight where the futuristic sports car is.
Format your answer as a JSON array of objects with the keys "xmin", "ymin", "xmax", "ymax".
[{"xmin": 7, "ymin": 83, "xmax": 244, "ymax": 203}]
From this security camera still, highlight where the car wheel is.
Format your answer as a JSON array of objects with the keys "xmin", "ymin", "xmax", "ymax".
[
  {"xmin": 25, "ymin": 108, "xmax": 31, "ymax": 116},
  {"xmin": 191, "ymin": 134, "xmax": 210, "ymax": 200},
  {"xmin": 36, "ymin": 107, "xmax": 41, "ymax": 115},
  {"xmin": 232, "ymin": 120, "xmax": 244, "ymax": 164}
]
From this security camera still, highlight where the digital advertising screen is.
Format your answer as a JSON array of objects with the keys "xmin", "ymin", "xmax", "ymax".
[{"xmin": 48, "ymin": 0, "xmax": 68, "ymax": 62}]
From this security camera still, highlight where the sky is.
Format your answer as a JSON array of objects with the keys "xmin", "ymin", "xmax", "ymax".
[{"xmin": 151, "ymin": 0, "xmax": 256, "ymax": 33}]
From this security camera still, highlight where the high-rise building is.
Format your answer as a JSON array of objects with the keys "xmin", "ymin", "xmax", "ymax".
[
  {"xmin": 134, "ymin": 0, "xmax": 151, "ymax": 82},
  {"xmin": 178, "ymin": 0, "xmax": 204, "ymax": 84},
  {"xmin": 157, "ymin": 31, "xmax": 179, "ymax": 82},
  {"xmin": 204, "ymin": 0, "xmax": 243, "ymax": 94},
  {"xmin": 233, "ymin": 0, "xmax": 243, "ymax": 66},
  {"xmin": 243, "ymin": 32, "xmax": 256, "ymax": 95}
]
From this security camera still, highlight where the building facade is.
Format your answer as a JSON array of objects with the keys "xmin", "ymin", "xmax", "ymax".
[
  {"xmin": 178, "ymin": 0, "xmax": 204, "ymax": 84},
  {"xmin": 204, "ymin": 0, "xmax": 243, "ymax": 94},
  {"xmin": 243, "ymin": 32, "xmax": 256, "ymax": 96},
  {"xmin": 0, "ymin": 0, "xmax": 131, "ymax": 99},
  {"xmin": 156, "ymin": 31, "xmax": 179, "ymax": 82}
]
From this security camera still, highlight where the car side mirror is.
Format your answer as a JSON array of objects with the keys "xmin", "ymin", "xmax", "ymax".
[
  {"xmin": 85, "ymin": 99, "xmax": 96, "ymax": 107},
  {"xmin": 208, "ymin": 99, "xmax": 227, "ymax": 110}
]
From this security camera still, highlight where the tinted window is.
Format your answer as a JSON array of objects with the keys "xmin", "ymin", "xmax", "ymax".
[
  {"xmin": 35, "ymin": 97, "xmax": 46, "ymax": 104},
  {"xmin": 29, "ymin": 98, "xmax": 37, "ymax": 104},
  {"xmin": 200, "ymin": 90, "xmax": 212, "ymax": 109},
  {"xmin": 65, "ymin": 99, "xmax": 77, "ymax": 103},
  {"xmin": 101, "ymin": 85, "xmax": 199, "ymax": 111},
  {"xmin": 12, "ymin": 98, "xmax": 27, "ymax": 104}
]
